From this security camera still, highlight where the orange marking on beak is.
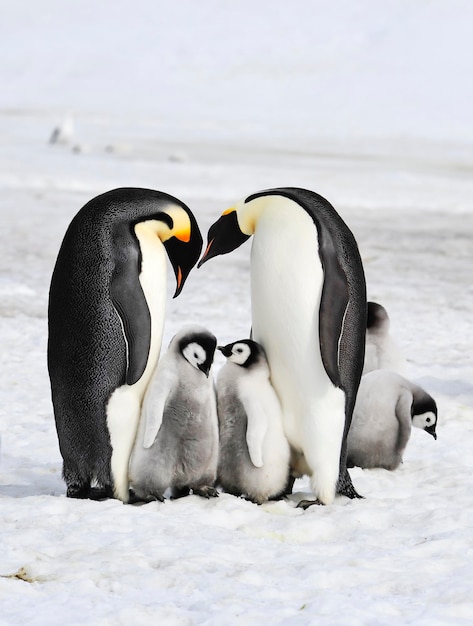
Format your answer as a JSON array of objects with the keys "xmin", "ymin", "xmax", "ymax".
[
  {"xmin": 202, "ymin": 237, "xmax": 215, "ymax": 259},
  {"xmin": 221, "ymin": 207, "xmax": 235, "ymax": 216},
  {"xmin": 177, "ymin": 266, "xmax": 183, "ymax": 290}
]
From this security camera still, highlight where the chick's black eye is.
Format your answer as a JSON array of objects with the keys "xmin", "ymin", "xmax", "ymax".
[{"xmin": 235, "ymin": 348, "xmax": 243, "ymax": 353}]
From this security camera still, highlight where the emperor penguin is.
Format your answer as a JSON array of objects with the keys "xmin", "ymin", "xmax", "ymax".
[
  {"xmin": 363, "ymin": 301, "xmax": 407, "ymax": 375},
  {"xmin": 198, "ymin": 187, "xmax": 367, "ymax": 506},
  {"xmin": 48, "ymin": 188, "xmax": 203, "ymax": 502},
  {"xmin": 216, "ymin": 339, "xmax": 290, "ymax": 504},
  {"xmin": 347, "ymin": 370, "xmax": 438, "ymax": 470},
  {"xmin": 129, "ymin": 325, "xmax": 219, "ymax": 501}
]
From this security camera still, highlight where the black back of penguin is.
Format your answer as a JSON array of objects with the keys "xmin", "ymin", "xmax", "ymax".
[{"xmin": 48, "ymin": 188, "xmax": 202, "ymax": 499}]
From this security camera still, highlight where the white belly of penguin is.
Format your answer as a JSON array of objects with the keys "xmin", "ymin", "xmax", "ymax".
[
  {"xmin": 250, "ymin": 201, "xmax": 346, "ymax": 504},
  {"xmin": 106, "ymin": 227, "xmax": 167, "ymax": 501}
]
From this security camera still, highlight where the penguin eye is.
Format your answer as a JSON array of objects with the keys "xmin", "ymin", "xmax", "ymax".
[
  {"xmin": 426, "ymin": 416, "xmax": 432, "ymax": 424},
  {"xmin": 235, "ymin": 347, "xmax": 243, "ymax": 354}
]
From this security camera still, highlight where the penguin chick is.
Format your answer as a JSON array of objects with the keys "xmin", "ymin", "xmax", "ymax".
[
  {"xmin": 129, "ymin": 325, "xmax": 219, "ymax": 501},
  {"xmin": 216, "ymin": 339, "xmax": 290, "ymax": 504},
  {"xmin": 347, "ymin": 370, "xmax": 438, "ymax": 470},
  {"xmin": 363, "ymin": 302, "xmax": 407, "ymax": 376}
]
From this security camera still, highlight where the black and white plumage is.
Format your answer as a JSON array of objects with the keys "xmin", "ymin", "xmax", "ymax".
[
  {"xmin": 216, "ymin": 340, "xmax": 290, "ymax": 504},
  {"xmin": 363, "ymin": 301, "xmax": 407, "ymax": 375},
  {"xmin": 48, "ymin": 188, "xmax": 203, "ymax": 502},
  {"xmin": 129, "ymin": 326, "xmax": 219, "ymax": 501},
  {"xmin": 347, "ymin": 370, "xmax": 438, "ymax": 470},
  {"xmin": 199, "ymin": 187, "xmax": 367, "ymax": 506}
]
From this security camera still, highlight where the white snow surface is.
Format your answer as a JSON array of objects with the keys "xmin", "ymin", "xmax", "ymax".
[{"xmin": 1, "ymin": 1, "xmax": 473, "ymax": 624}]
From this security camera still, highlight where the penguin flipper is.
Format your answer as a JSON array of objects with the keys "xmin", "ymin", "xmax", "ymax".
[
  {"xmin": 395, "ymin": 389, "xmax": 414, "ymax": 454},
  {"xmin": 142, "ymin": 368, "xmax": 176, "ymax": 448},
  {"xmin": 111, "ymin": 256, "xmax": 152, "ymax": 386},
  {"xmin": 317, "ymin": 228, "xmax": 350, "ymax": 387},
  {"xmin": 240, "ymin": 394, "xmax": 269, "ymax": 468}
]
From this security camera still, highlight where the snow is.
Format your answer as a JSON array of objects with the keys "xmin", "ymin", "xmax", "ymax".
[{"xmin": 1, "ymin": 1, "xmax": 473, "ymax": 624}]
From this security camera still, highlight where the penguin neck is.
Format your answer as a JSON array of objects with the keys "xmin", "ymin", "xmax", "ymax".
[
  {"xmin": 237, "ymin": 195, "xmax": 281, "ymax": 236},
  {"xmin": 133, "ymin": 222, "xmax": 167, "ymax": 394}
]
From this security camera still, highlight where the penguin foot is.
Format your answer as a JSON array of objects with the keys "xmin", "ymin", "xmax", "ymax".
[
  {"xmin": 128, "ymin": 489, "xmax": 165, "ymax": 504},
  {"xmin": 170, "ymin": 486, "xmax": 191, "ymax": 500},
  {"xmin": 192, "ymin": 486, "xmax": 219, "ymax": 499},
  {"xmin": 89, "ymin": 485, "xmax": 114, "ymax": 501},
  {"xmin": 66, "ymin": 483, "xmax": 92, "ymax": 499},
  {"xmin": 296, "ymin": 498, "xmax": 323, "ymax": 510}
]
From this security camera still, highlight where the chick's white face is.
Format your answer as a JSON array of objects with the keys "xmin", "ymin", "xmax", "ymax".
[
  {"xmin": 182, "ymin": 342, "xmax": 207, "ymax": 370},
  {"xmin": 412, "ymin": 411, "xmax": 437, "ymax": 430},
  {"xmin": 227, "ymin": 342, "xmax": 252, "ymax": 366}
]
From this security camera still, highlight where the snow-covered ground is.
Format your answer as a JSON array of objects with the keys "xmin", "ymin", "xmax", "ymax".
[{"xmin": 1, "ymin": 2, "xmax": 473, "ymax": 624}]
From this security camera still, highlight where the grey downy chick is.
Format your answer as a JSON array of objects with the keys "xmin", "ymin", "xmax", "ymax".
[
  {"xmin": 129, "ymin": 325, "xmax": 219, "ymax": 501},
  {"xmin": 216, "ymin": 339, "xmax": 290, "ymax": 504},
  {"xmin": 347, "ymin": 369, "xmax": 437, "ymax": 470},
  {"xmin": 363, "ymin": 302, "xmax": 407, "ymax": 376}
]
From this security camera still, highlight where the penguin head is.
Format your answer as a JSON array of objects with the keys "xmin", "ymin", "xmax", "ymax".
[
  {"xmin": 411, "ymin": 395, "xmax": 438, "ymax": 439},
  {"xmin": 367, "ymin": 301, "xmax": 390, "ymax": 334},
  {"xmin": 197, "ymin": 207, "xmax": 250, "ymax": 267},
  {"xmin": 218, "ymin": 339, "xmax": 265, "ymax": 369},
  {"xmin": 151, "ymin": 204, "xmax": 203, "ymax": 297},
  {"xmin": 175, "ymin": 326, "xmax": 217, "ymax": 378},
  {"xmin": 198, "ymin": 190, "xmax": 307, "ymax": 267}
]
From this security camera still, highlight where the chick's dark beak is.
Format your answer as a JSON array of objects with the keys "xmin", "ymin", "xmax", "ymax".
[{"xmin": 425, "ymin": 424, "xmax": 437, "ymax": 440}]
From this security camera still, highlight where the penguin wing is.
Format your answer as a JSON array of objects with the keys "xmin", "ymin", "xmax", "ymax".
[
  {"xmin": 317, "ymin": 223, "xmax": 350, "ymax": 387},
  {"xmin": 142, "ymin": 367, "xmax": 177, "ymax": 448},
  {"xmin": 110, "ymin": 249, "xmax": 152, "ymax": 386},
  {"xmin": 239, "ymin": 389, "xmax": 269, "ymax": 468},
  {"xmin": 395, "ymin": 388, "xmax": 414, "ymax": 454}
]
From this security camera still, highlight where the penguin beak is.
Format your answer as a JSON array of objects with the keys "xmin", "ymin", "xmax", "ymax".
[
  {"xmin": 198, "ymin": 362, "xmax": 212, "ymax": 378},
  {"xmin": 217, "ymin": 345, "xmax": 232, "ymax": 358},
  {"xmin": 163, "ymin": 228, "xmax": 203, "ymax": 298},
  {"xmin": 198, "ymin": 211, "xmax": 250, "ymax": 267},
  {"xmin": 425, "ymin": 424, "xmax": 437, "ymax": 440}
]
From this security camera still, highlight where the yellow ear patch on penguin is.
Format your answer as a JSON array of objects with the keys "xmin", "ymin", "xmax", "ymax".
[
  {"xmin": 222, "ymin": 206, "xmax": 236, "ymax": 216},
  {"xmin": 160, "ymin": 206, "xmax": 192, "ymax": 242}
]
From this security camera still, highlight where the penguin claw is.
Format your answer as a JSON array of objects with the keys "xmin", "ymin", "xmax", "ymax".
[{"xmin": 192, "ymin": 486, "xmax": 219, "ymax": 499}]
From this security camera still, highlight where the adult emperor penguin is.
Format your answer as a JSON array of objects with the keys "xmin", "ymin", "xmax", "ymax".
[
  {"xmin": 347, "ymin": 370, "xmax": 438, "ymax": 470},
  {"xmin": 129, "ymin": 325, "xmax": 219, "ymax": 501},
  {"xmin": 199, "ymin": 187, "xmax": 367, "ymax": 506},
  {"xmin": 216, "ymin": 339, "xmax": 290, "ymax": 504},
  {"xmin": 363, "ymin": 301, "xmax": 407, "ymax": 375},
  {"xmin": 48, "ymin": 188, "xmax": 203, "ymax": 502}
]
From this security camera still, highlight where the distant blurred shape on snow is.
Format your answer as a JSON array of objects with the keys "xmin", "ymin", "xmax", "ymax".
[
  {"xmin": 48, "ymin": 112, "xmax": 74, "ymax": 145},
  {"xmin": 347, "ymin": 370, "xmax": 438, "ymax": 470},
  {"xmin": 363, "ymin": 301, "xmax": 407, "ymax": 376}
]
